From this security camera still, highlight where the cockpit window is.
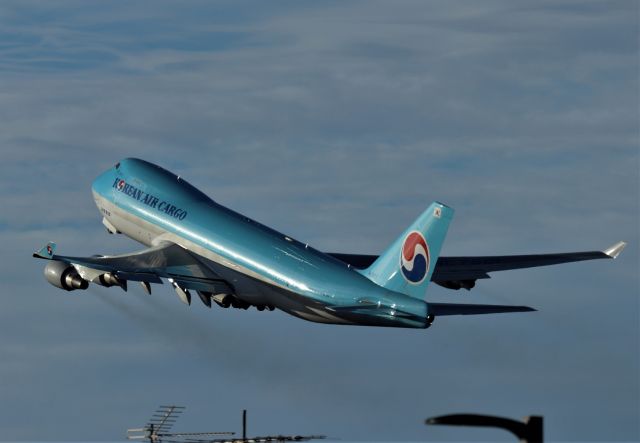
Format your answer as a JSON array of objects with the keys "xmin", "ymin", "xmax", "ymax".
[{"xmin": 115, "ymin": 162, "xmax": 120, "ymax": 169}]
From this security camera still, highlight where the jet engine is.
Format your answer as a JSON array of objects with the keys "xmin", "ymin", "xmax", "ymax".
[
  {"xmin": 435, "ymin": 279, "xmax": 476, "ymax": 291},
  {"xmin": 97, "ymin": 272, "xmax": 127, "ymax": 291},
  {"xmin": 44, "ymin": 261, "xmax": 88, "ymax": 291}
]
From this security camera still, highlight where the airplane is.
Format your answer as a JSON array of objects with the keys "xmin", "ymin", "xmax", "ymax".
[{"xmin": 33, "ymin": 158, "xmax": 626, "ymax": 329}]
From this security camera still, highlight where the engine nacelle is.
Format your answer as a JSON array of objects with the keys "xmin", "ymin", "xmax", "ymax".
[
  {"xmin": 98, "ymin": 272, "xmax": 127, "ymax": 291},
  {"xmin": 435, "ymin": 279, "xmax": 477, "ymax": 291},
  {"xmin": 44, "ymin": 261, "xmax": 88, "ymax": 291}
]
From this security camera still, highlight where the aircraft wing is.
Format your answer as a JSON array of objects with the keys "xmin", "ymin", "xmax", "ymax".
[
  {"xmin": 329, "ymin": 241, "xmax": 626, "ymax": 290},
  {"xmin": 33, "ymin": 241, "xmax": 233, "ymax": 296}
]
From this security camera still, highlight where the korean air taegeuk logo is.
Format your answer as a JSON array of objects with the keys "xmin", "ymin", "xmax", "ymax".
[{"xmin": 400, "ymin": 231, "xmax": 430, "ymax": 284}]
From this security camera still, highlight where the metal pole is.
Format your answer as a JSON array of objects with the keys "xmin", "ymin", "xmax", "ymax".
[{"xmin": 242, "ymin": 409, "xmax": 247, "ymax": 440}]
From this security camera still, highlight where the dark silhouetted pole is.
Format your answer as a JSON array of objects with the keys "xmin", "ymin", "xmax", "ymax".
[
  {"xmin": 426, "ymin": 413, "xmax": 543, "ymax": 443},
  {"xmin": 242, "ymin": 409, "xmax": 247, "ymax": 440}
]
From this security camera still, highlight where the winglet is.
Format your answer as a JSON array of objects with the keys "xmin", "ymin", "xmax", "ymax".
[
  {"xmin": 603, "ymin": 241, "xmax": 626, "ymax": 259},
  {"xmin": 33, "ymin": 241, "xmax": 56, "ymax": 259}
]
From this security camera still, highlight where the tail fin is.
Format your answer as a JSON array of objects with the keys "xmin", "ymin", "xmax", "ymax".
[
  {"xmin": 362, "ymin": 202, "xmax": 453, "ymax": 300},
  {"xmin": 33, "ymin": 241, "xmax": 56, "ymax": 259}
]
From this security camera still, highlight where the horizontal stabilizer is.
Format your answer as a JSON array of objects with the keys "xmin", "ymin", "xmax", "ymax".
[{"xmin": 429, "ymin": 302, "xmax": 536, "ymax": 316}]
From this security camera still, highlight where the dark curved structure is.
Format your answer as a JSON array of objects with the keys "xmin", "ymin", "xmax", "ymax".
[{"xmin": 426, "ymin": 413, "xmax": 543, "ymax": 442}]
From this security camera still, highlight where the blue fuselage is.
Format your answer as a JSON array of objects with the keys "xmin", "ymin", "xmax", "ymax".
[{"xmin": 91, "ymin": 159, "xmax": 429, "ymax": 328}]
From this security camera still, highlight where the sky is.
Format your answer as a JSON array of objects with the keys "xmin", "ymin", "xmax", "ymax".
[{"xmin": 0, "ymin": 0, "xmax": 638, "ymax": 441}]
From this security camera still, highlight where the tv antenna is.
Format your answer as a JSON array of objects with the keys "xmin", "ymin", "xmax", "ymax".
[
  {"xmin": 127, "ymin": 405, "xmax": 234, "ymax": 443},
  {"xmin": 128, "ymin": 406, "xmax": 326, "ymax": 443}
]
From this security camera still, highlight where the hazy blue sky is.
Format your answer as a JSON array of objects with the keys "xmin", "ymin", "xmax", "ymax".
[{"xmin": 0, "ymin": 1, "xmax": 638, "ymax": 441}]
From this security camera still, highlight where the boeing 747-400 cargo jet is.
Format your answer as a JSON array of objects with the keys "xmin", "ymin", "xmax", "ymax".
[{"xmin": 33, "ymin": 159, "xmax": 626, "ymax": 329}]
